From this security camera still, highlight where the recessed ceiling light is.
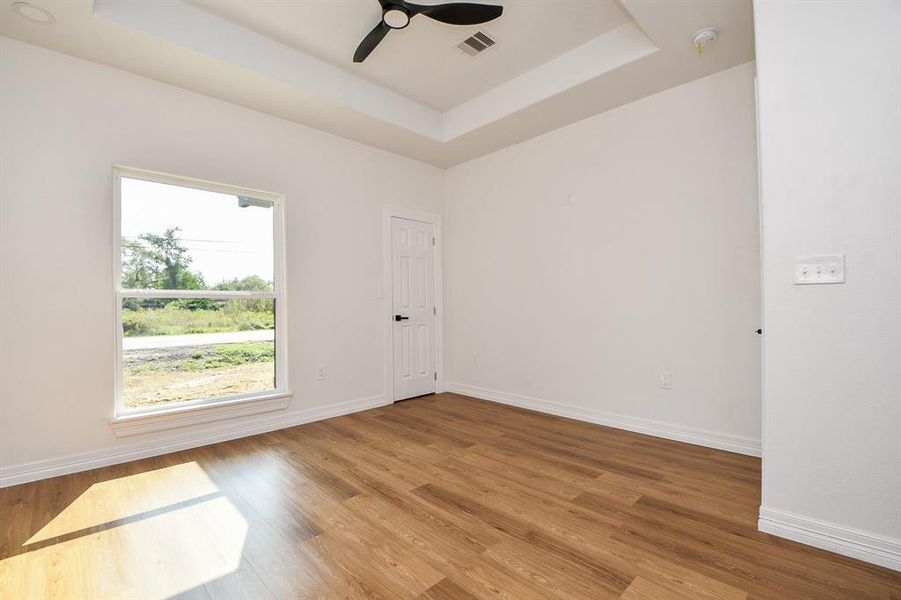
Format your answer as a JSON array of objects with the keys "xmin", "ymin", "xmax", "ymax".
[{"xmin": 11, "ymin": 2, "xmax": 55, "ymax": 25}]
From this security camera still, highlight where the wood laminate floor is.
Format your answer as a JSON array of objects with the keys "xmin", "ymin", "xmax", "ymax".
[{"xmin": 1, "ymin": 393, "xmax": 899, "ymax": 599}]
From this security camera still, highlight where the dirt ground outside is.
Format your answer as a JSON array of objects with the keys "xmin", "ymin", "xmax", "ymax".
[{"xmin": 124, "ymin": 361, "xmax": 274, "ymax": 409}]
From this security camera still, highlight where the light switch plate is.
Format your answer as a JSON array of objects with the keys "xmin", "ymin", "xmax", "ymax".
[{"xmin": 794, "ymin": 255, "xmax": 845, "ymax": 285}]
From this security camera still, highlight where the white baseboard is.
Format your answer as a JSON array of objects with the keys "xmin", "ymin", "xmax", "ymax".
[
  {"xmin": 0, "ymin": 394, "xmax": 389, "ymax": 488},
  {"xmin": 446, "ymin": 382, "xmax": 761, "ymax": 457},
  {"xmin": 759, "ymin": 507, "xmax": 901, "ymax": 572}
]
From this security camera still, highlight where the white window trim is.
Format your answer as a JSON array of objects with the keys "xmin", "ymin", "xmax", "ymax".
[{"xmin": 109, "ymin": 165, "xmax": 290, "ymax": 433}]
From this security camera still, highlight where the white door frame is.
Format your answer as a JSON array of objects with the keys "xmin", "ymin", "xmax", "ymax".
[{"xmin": 382, "ymin": 205, "xmax": 444, "ymax": 403}]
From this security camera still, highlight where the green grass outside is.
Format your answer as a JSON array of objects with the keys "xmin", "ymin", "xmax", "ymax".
[
  {"xmin": 122, "ymin": 307, "xmax": 274, "ymax": 337},
  {"xmin": 129, "ymin": 341, "xmax": 274, "ymax": 373}
]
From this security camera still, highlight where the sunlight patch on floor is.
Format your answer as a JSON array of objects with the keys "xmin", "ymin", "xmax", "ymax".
[
  {"xmin": 2, "ymin": 463, "xmax": 247, "ymax": 599},
  {"xmin": 25, "ymin": 461, "xmax": 219, "ymax": 545}
]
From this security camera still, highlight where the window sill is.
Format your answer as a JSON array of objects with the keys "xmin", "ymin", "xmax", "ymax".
[{"xmin": 108, "ymin": 392, "xmax": 292, "ymax": 437}]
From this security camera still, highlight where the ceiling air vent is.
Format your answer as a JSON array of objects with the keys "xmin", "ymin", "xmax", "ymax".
[{"xmin": 457, "ymin": 31, "xmax": 496, "ymax": 57}]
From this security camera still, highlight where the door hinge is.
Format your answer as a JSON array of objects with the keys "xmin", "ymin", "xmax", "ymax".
[
  {"xmin": 432, "ymin": 237, "xmax": 435, "ymax": 246},
  {"xmin": 434, "ymin": 372, "xmax": 437, "ymax": 381},
  {"xmin": 433, "ymin": 306, "xmax": 436, "ymax": 316}
]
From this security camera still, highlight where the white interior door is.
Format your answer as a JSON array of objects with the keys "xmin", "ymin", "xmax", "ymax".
[{"xmin": 391, "ymin": 217, "xmax": 436, "ymax": 401}]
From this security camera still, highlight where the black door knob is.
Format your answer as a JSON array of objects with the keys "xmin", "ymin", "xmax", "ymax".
[
  {"xmin": 756, "ymin": 328, "xmax": 763, "ymax": 335},
  {"xmin": 394, "ymin": 315, "xmax": 409, "ymax": 321}
]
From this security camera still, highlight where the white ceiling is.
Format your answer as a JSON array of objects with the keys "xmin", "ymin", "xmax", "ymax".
[
  {"xmin": 188, "ymin": 0, "xmax": 631, "ymax": 111},
  {"xmin": 0, "ymin": 0, "xmax": 755, "ymax": 167}
]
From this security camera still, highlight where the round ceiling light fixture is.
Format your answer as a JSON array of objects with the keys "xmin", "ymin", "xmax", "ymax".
[
  {"xmin": 691, "ymin": 27, "xmax": 718, "ymax": 56},
  {"xmin": 382, "ymin": 7, "xmax": 410, "ymax": 29},
  {"xmin": 11, "ymin": 2, "xmax": 56, "ymax": 24}
]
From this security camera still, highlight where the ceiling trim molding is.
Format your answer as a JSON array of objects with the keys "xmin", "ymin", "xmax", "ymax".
[
  {"xmin": 93, "ymin": 0, "xmax": 660, "ymax": 144},
  {"xmin": 441, "ymin": 22, "xmax": 658, "ymax": 141},
  {"xmin": 93, "ymin": 0, "xmax": 442, "ymax": 138}
]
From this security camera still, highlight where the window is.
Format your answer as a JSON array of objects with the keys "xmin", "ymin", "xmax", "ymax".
[{"xmin": 113, "ymin": 166, "xmax": 287, "ymax": 415}]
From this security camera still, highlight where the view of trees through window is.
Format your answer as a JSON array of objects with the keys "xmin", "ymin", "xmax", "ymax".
[{"xmin": 119, "ymin": 175, "xmax": 278, "ymax": 411}]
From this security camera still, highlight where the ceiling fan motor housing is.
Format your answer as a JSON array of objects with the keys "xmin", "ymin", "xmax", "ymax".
[{"xmin": 383, "ymin": 7, "xmax": 411, "ymax": 29}]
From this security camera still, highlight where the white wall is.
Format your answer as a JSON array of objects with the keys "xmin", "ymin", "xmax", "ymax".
[
  {"xmin": 754, "ymin": 0, "xmax": 901, "ymax": 565},
  {"xmin": 0, "ymin": 39, "xmax": 443, "ymax": 482},
  {"xmin": 444, "ymin": 63, "xmax": 762, "ymax": 453}
]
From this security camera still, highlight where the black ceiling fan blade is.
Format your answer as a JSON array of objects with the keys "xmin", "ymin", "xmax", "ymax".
[
  {"xmin": 354, "ymin": 21, "xmax": 391, "ymax": 62},
  {"xmin": 406, "ymin": 2, "xmax": 503, "ymax": 26}
]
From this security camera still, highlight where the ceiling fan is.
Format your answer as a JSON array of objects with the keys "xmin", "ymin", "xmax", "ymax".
[{"xmin": 354, "ymin": 0, "xmax": 504, "ymax": 63}]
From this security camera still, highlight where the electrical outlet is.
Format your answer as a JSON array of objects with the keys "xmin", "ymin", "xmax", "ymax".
[
  {"xmin": 659, "ymin": 371, "xmax": 673, "ymax": 389},
  {"xmin": 316, "ymin": 365, "xmax": 327, "ymax": 380}
]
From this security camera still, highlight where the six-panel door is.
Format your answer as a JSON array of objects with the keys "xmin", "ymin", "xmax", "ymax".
[{"xmin": 391, "ymin": 217, "xmax": 436, "ymax": 400}]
